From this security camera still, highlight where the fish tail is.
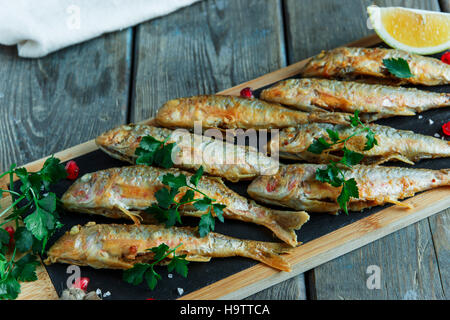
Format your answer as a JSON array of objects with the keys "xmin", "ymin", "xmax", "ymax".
[
  {"xmin": 270, "ymin": 210, "xmax": 310, "ymax": 230},
  {"xmin": 258, "ymin": 210, "xmax": 309, "ymax": 247},
  {"xmin": 241, "ymin": 241, "xmax": 293, "ymax": 272}
]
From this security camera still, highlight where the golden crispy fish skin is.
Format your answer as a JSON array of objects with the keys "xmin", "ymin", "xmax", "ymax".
[
  {"xmin": 155, "ymin": 95, "xmax": 351, "ymax": 130},
  {"xmin": 270, "ymin": 123, "xmax": 450, "ymax": 165},
  {"xmin": 302, "ymin": 47, "xmax": 450, "ymax": 86},
  {"xmin": 247, "ymin": 164, "xmax": 450, "ymax": 214},
  {"xmin": 61, "ymin": 165, "xmax": 309, "ymax": 246},
  {"xmin": 44, "ymin": 222, "xmax": 293, "ymax": 272},
  {"xmin": 260, "ymin": 78, "xmax": 450, "ymax": 121},
  {"xmin": 95, "ymin": 123, "xmax": 279, "ymax": 182}
]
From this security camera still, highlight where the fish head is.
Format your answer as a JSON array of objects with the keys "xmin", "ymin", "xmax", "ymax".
[
  {"xmin": 95, "ymin": 124, "xmax": 140, "ymax": 163},
  {"xmin": 96, "ymin": 124, "xmax": 172, "ymax": 163},
  {"xmin": 61, "ymin": 170, "xmax": 111, "ymax": 211}
]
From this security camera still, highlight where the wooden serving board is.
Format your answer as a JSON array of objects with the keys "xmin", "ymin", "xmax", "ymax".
[{"xmin": 1, "ymin": 34, "xmax": 449, "ymax": 300}]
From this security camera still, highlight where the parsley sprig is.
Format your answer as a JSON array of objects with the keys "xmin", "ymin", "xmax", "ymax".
[
  {"xmin": 146, "ymin": 166, "xmax": 226, "ymax": 237},
  {"xmin": 382, "ymin": 57, "xmax": 413, "ymax": 79},
  {"xmin": 123, "ymin": 243, "xmax": 189, "ymax": 290},
  {"xmin": 307, "ymin": 111, "xmax": 378, "ymax": 214},
  {"xmin": 135, "ymin": 135, "xmax": 175, "ymax": 169},
  {"xmin": 0, "ymin": 251, "xmax": 40, "ymax": 300},
  {"xmin": 0, "ymin": 156, "xmax": 67, "ymax": 299}
]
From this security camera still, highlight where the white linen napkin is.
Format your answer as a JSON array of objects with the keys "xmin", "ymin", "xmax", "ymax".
[{"xmin": 0, "ymin": 0, "xmax": 200, "ymax": 58}]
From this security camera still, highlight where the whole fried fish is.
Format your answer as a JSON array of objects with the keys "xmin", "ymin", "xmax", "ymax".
[
  {"xmin": 269, "ymin": 123, "xmax": 450, "ymax": 165},
  {"xmin": 301, "ymin": 47, "xmax": 450, "ymax": 86},
  {"xmin": 44, "ymin": 222, "xmax": 293, "ymax": 272},
  {"xmin": 96, "ymin": 123, "xmax": 279, "ymax": 182},
  {"xmin": 61, "ymin": 165, "xmax": 309, "ymax": 246},
  {"xmin": 155, "ymin": 95, "xmax": 350, "ymax": 130},
  {"xmin": 260, "ymin": 78, "xmax": 450, "ymax": 121},
  {"xmin": 247, "ymin": 164, "xmax": 450, "ymax": 214}
]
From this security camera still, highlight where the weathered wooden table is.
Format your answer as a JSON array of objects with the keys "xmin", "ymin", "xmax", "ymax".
[{"xmin": 0, "ymin": 0, "xmax": 448, "ymax": 300}]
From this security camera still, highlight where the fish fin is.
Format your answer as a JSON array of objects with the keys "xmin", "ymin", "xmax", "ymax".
[
  {"xmin": 370, "ymin": 154, "xmax": 415, "ymax": 166},
  {"xmin": 267, "ymin": 210, "xmax": 309, "ymax": 247},
  {"xmin": 387, "ymin": 199, "xmax": 414, "ymax": 209},
  {"xmin": 185, "ymin": 255, "xmax": 212, "ymax": 262},
  {"xmin": 308, "ymin": 112, "xmax": 350, "ymax": 125},
  {"xmin": 270, "ymin": 210, "xmax": 310, "ymax": 230},
  {"xmin": 243, "ymin": 242, "xmax": 293, "ymax": 272},
  {"xmin": 117, "ymin": 206, "xmax": 143, "ymax": 225}
]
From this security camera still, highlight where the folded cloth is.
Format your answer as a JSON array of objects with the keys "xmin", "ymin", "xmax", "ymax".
[{"xmin": 0, "ymin": 0, "xmax": 200, "ymax": 58}]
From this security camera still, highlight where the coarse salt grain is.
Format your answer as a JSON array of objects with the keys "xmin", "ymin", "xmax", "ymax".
[
  {"xmin": 103, "ymin": 291, "xmax": 111, "ymax": 298},
  {"xmin": 434, "ymin": 133, "xmax": 440, "ymax": 138},
  {"xmin": 428, "ymin": 119, "xmax": 434, "ymax": 125},
  {"xmin": 418, "ymin": 115, "xmax": 423, "ymax": 119},
  {"xmin": 168, "ymin": 273, "xmax": 173, "ymax": 279},
  {"xmin": 177, "ymin": 288, "xmax": 184, "ymax": 295},
  {"xmin": 96, "ymin": 288, "xmax": 102, "ymax": 296}
]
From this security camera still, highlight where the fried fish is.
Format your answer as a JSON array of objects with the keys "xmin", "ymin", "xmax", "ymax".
[
  {"xmin": 155, "ymin": 95, "xmax": 350, "ymax": 130},
  {"xmin": 260, "ymin": 78, "xmax": 450, "ymax": 121},
  {"xmin": 44, "ymin": 222, "xmax": 293, "ymax": 272},
  {"xmin": 61, "ymin": 165, "xmax": 310, "ymax": 246},
  {"xmin": 247, "ymin": 163, "xmax": 450, "ymax": 214},
  {"xmin": 95, "ymin": 123, "xmax": 279, "ymax": 182},
  {"xmin": 301, "ymin": 47, "xmax": 450, "ymax": 86},
  {"xmin": 269, "ymin": 123, "xmax": 450, "ymax": 165}
]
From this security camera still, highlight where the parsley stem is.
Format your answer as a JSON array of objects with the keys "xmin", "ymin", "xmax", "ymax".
[
  {"xmin": 6, "ymin": 247, "xmax": 17, "ymax": 274},
  {"xmin": 0, "ymin": 218, "xmax": 16, "ymax": 227},
  {"xmin": 0, "ymin": 195, "xmax": 25, "ymax": 219},
  {"xmin": 0, "ymin": 189, "xmax": 21, "ymax": 198},
  {"xmin": 186, "ymin": 186, "xmax": 215, "ymax": 202},
  {"xmin": 0, "ymin": 171, "xmax": 12, "ymax": 181},
  {"xmin": 9, "ymin": 171, "xmax": 16, "ymax": 204},
  {"xmin": 152, "ymin": 243, "xmax": 182, "ymax": 265},
  {"xmin": 29, "ymin": 188, "xmax": 39, "ymax": 208}
]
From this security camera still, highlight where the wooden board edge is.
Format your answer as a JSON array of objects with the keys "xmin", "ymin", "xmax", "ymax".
[
  {"xmin": 180, "ymin": 187, "xmax": 450, "ymax": 300},
  {"xmin": 17, "ymin": 258, "xmax": 60, "ymax": 300}
]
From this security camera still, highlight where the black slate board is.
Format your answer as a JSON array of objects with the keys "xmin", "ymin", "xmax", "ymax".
[{"xmin": 35, "ymin": 51, "xmax": 449, "ymax": 300}]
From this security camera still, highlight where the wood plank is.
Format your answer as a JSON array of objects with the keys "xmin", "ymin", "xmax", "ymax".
[
  {"xmin": 428, "ymin": 208, "xmax": 450, "ymax": 298},
  {"xmin": 0, "ymin": 29, "xmax": 132, "ymax": 172},
  {"xmin": 310, "ymin": 218, "xmax": 445, "ymax": 299},
  {"xmin": 283, "ymin": 0, "xmax": 446, "ymax": 300},
  {"xmin": 283, "ymin": 0, "xmax": 442, "ymax": 63},
  {"xmin": 131, "ymin": 0, "xmax": 286, "ymax": 121},
  {"xmin": 0, "ymin": 29, "xmax": 133, "ymax": 299},
  {"xmin": 245, "ymin": 274, "xmax": 307, "ymax": 300},
  {"xmin": 440, "ymin": 0, "xmax": 450, "ymax": 12}
]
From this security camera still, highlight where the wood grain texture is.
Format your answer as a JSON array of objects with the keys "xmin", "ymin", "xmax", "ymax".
[
  {"xmin": 245, "ymin": 273, "xmax": 307, "ymax": 300},
  {"xmin": 283, "ymin": 0, "xmax": 441, "ymax": 63},
  {"xmin": 131, "ymin": 0, "xmax": 286, "ymax": 121},
  {"xmin": 283, "ymin": 0, "xmax": 447, "ymax": 300},
  {"xmin": 428, "ymin": 208, "xmax": 450, "ymax": 298},
  {"xmin": 440, "ymin": 0, "xmax": 450, "ymax": 12},
  {"xmin": 0, "ymin": 29, "xmax": 132, "ymax": 299},
  {"xmin": 0, "ymin": 30, "xmax": 132, "ymax": 172},
  {"xmin": 309, "ymin": 217, "xmax": 445, "ymax": 300}
]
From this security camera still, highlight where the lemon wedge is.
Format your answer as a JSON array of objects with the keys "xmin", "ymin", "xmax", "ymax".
[{"xmin": 368, "ymin": 5, "xmax": 450, "ymax": 55}]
